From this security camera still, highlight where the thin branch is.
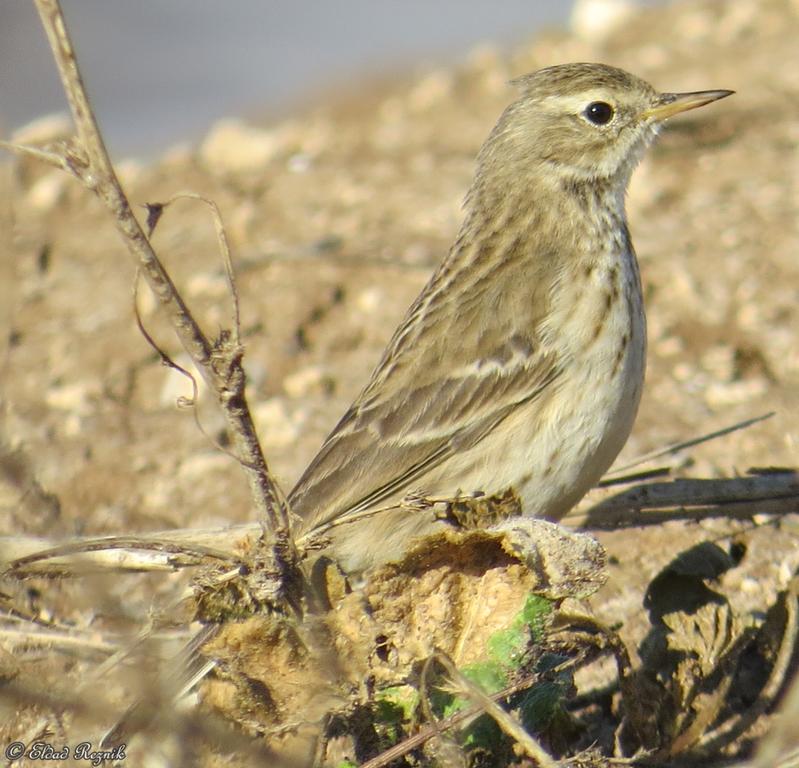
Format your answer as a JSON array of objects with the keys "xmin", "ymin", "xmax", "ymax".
[
  {"xmin": 359, "ymin": 672, "xmax": 551, "ymax": 768},
  {"xmin": 603, "ymin": 412, "xmax": 775, "ymax": 477},
  {"xmin": 598, "ymin": 465, "xmax": 672, "ymax": 488},
  {"xmin": 0, "ymin": 525, "xmax": 260, "ymax": 573},
  {"xmin": 3, "ymin": 533, "xmax": 244, "ymax": 577},
  {"xmin": 0, "ymin": 138, "xmax": 67, "ymax": 170},
  {"xmin": 29, "ymin": 0, "xmax": 290, "ymax": 537},
  {"xmin": 132, "ymin": 267, "xmax": 245, "ymax": 464},
  {"xmin": 571, "ymin": 469, "xmax": 799, "ymax": 529},
  {"xmin": 0, "ymin": 626, "xmax": 118, "ymax": 654},
  {"xmin": 1, "ymin": 469, "xmax": 796, "ymax": 575},
  {"xmin": 435, "ymin": 651, "xmax": 558, "ymax": 768},
  {"xmin": 160, "ymin": 192, "xmax": 242, "ymax": 344}
]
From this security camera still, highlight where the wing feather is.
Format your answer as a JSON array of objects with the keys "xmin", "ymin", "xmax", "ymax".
[
  {"xmin": 289, "ymin": 201, "xmax": 564, "ymax": 535},
  {"xmin": 291, "ymin": 345, "xmax": 561, "ymax": 533}
]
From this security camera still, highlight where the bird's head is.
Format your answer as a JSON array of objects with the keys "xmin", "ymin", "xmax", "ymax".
[{"xmin": 477, "ymin": 62, "xmax": 732, "ymax": 188}]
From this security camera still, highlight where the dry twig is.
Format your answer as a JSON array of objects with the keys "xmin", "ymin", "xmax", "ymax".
[
  {"xmin": 20, "ymin": 0, "xmax": 290, "ymax": 538},
  {"xmin": 2, "ymin": 468, "xmax": 796, "ymax": 576},
  {"xmin": 434, "ymin": 651, "xmax": 558, "ymax": 768},
  {"xmin": 573, "ymin": 470, "xmax": 799, "ymax": 529}
]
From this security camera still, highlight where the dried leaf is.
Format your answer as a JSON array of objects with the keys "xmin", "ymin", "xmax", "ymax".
[{"xmin": 663, "ymin": 600, "xmax": 742, "ymax": 678}]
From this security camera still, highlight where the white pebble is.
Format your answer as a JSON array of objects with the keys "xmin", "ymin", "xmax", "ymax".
[
  {"xmin": 283, "ymin": 366, "xmax": 328, "ymax": 399},
  {"xmin": 254, "ymin": 398, "xmax": 303, "ymax": 448},
  {"xmin": 571, "ymin": 0, "xmax": 635, "ymax": 41},
  {"xmin": 11, "ymin": 112, "xmax": 71, "ymax": 145},
  {"xmin": 200, "ymin": 118, "xmax": 281, "ymax": 173},
  {"xmin": 26, "ymin": 172, "xmax": 67, "ymax": 212},
  {"xmin": 704, "ymin": 378, "xmax": 767, "ymax": 408}
]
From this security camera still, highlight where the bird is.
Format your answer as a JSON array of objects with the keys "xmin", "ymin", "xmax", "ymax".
[{"xmin": 288, "ymin": 62, "xmax": 732, "ymax": 575}]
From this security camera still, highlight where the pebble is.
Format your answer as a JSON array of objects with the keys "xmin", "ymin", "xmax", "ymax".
[
  {"xmin": 161, "ymin": 141, "xmax": 193, "ymax": 166},
  {"xmin": 45, "ymin": 381, "xmax": 95, "ymax": 415},
  {"xmin": 355, "ymin": 287, "xmax": 383, "ymax": 315},
  {"xmin": 407, "ymin": 70, "xmax": 452, "ymax": 113},
  {"xmin": 26, "ymin": 172, "xmax": 68, "ymax": 212},
  {"xmin": 186, "ymin": 271, "xmax": 229, "ymax": 298},
  {"xmin": 570, "ymin": 0, "xmax": 635, "ymax": 41},
  {"xmin": 253, "ymin": 398, "xmax": 303, "ymax": 448},
  {"xmin": 737, "ymin": 576, "xmax": 761, "ymax": 596},
  {"xmin": 11, "ymin": 112, "xmax": 71, "ymax": 145},
  {"xmin": 704, "ymin": 378, "xmax": 767, "ymax": 408},
  {"xmin": 178, "ymin": 452, "xmax": 230, "ymax": 479},
  {"xmin": 143, "ymin": 479, "xmax": 172, "ymax": 511},
  {"xmin": 115, "ymin": 158, "xmax": 144, "ymax": 187},
  {"xmin": 283, "ymin": 366, "xmax": 329, "ymax": 399},
  {"xmin": 653, "ymin": 335, "xmax": 684, "ymax": 358},
  {"xmin": 287, "ymin": 152, "xmax": 312, "ymax": 174},
  {"xmin": 701, "ymin": 345, "xmax": 735, "ymax": 381},
  {"xmin": 200, "ymin": 118, "xmax": 282, "ymax": 173}
]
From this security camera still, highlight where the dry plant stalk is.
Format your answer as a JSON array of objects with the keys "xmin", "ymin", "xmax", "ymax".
[
  {"xmin": 15, "ymin": 0, "xmax": 290, "ymax": 538},
  {"xmin": 572, "ymin": 469, "xmax": 799, "ymax": 529},
  {"xmin": 0, "ymin": 468, "xmax": 795, "ymax": 578},
  {"xmin": 435, "ymin": 651, "xmax": 558, "ymax": 768}
]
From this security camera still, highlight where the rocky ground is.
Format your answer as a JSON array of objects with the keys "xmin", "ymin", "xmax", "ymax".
[{"xmin": 1, "ymin": 0, "xmax": 799, "ymax": 764}]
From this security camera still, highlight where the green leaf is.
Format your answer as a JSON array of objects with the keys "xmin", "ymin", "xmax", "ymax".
[
  {"xmin": 375, "ymin": 685, "xmax": 419, "ymax": 723},
  {"xmin": 462, "ymin": 660, "xmax": 509, "ymax": 693},
  {"xmin": 522, "ymin": 594, "xmax": 554, "ymax": 641}
]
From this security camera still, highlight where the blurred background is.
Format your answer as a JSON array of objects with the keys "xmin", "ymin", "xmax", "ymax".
[{"xmin": 0, "ymin": 1, "xmax": 660, "ymax": 159}]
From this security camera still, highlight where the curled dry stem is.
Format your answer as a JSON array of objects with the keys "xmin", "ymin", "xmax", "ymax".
[{"xmin": 28, "ymin": 0, "xmax": 290, "ymax": 538}]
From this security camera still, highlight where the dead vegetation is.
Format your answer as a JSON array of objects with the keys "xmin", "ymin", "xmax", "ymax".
[{"xmin": 2, "ymin": 0, "xmax": 799, "ymax": 766}]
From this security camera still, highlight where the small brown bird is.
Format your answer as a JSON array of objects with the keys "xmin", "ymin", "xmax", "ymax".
[{"xmin": 289, "ymin": 63, "xmax": 732, "ymax": 574}]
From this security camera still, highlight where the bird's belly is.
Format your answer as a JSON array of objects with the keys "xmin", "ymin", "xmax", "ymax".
[
  {"xmin": 426, "ymin": 257, "xmax": 646, "ymax": 519},
  {"xmin": 523, "ymin": 302, "xmax": 646, "ymax": 518}
]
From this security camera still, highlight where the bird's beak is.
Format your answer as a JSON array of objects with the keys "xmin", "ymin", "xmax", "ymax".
[{"xmin": 642, "ymin": 89, "xmax": 734, "ymax": 122}]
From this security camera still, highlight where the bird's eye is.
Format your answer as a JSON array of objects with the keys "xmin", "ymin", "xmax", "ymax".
[{"xmin": 584, "ymin": 101, "xmax": 614, "ymax": 125}]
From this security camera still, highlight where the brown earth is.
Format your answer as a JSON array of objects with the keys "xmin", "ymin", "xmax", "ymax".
[{"xmin": 1, "ymin": 0, "xmax": 799, "ymax": 763}]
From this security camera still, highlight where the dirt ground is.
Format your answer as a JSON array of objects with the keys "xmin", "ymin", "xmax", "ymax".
[{"xmin": 1, "ymin": 0, "xmax": 798, "ymax": 764}]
